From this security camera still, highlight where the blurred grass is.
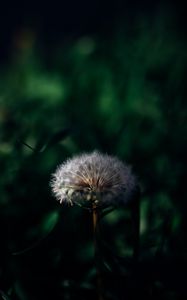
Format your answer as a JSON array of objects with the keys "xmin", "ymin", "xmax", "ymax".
[{"xmin": 0, "ymin": 9, "xmax": 187, "ymax": 300}]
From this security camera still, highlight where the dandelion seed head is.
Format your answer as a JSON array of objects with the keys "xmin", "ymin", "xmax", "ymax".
[{"xmin": 50, "ymin": 151, "xmax": 138, "ymax": 207}]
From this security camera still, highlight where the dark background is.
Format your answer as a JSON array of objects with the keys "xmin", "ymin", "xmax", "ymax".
[{"xmin": 0, "ymin": 1, "xmax": 187, "ymax": 299}]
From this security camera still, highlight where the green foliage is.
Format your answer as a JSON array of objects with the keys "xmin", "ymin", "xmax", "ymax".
[{"xmin": 0, "ymin": 11, "xmax": 187, "ymax": 300}]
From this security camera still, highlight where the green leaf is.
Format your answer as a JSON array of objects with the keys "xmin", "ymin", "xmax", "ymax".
[
  {"xmin": 41, "ymin": 211, "xmax": 60, "ymax": 233},
  {"xmin": 12, "ymin": 211, "xmax": 60, "ymax": 256},
  {"xmin": 40, "ymin": 128, "xmax": 70, "ymax": 152}
]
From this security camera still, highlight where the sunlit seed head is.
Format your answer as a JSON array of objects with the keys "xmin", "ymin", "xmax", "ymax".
[{"xmin": 50, "ymin": 151, "xmax": 138, "ymax": 207}]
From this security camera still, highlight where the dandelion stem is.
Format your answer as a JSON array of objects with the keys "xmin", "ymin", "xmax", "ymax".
[{"xmin": 92, "ymin": 204, "xmax": 104, "ymax": 300}]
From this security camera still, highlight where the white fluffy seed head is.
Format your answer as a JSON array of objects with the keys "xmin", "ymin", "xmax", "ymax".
[{"xmin": 50, "ymin": 151, "xmax": 138, "ymax": 207}]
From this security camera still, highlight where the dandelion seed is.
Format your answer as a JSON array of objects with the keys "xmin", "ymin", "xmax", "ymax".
[{"xmin": 50, "ymin": 151, "xmax": 138, "ymax": 207}]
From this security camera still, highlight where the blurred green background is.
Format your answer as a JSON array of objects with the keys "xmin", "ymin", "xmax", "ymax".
[{"xmin": 0, "ymin": 1, "xmax": 187, "ymax": 299}]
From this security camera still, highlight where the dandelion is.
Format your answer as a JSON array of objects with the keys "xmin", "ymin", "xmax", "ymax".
[
  {"xmin": 50, "ymin": 150, "xmax": 138, "ymax": 208},
  {"xmin": 50, "ymin": 151, "xmax": 139, "ymax": 300}
]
